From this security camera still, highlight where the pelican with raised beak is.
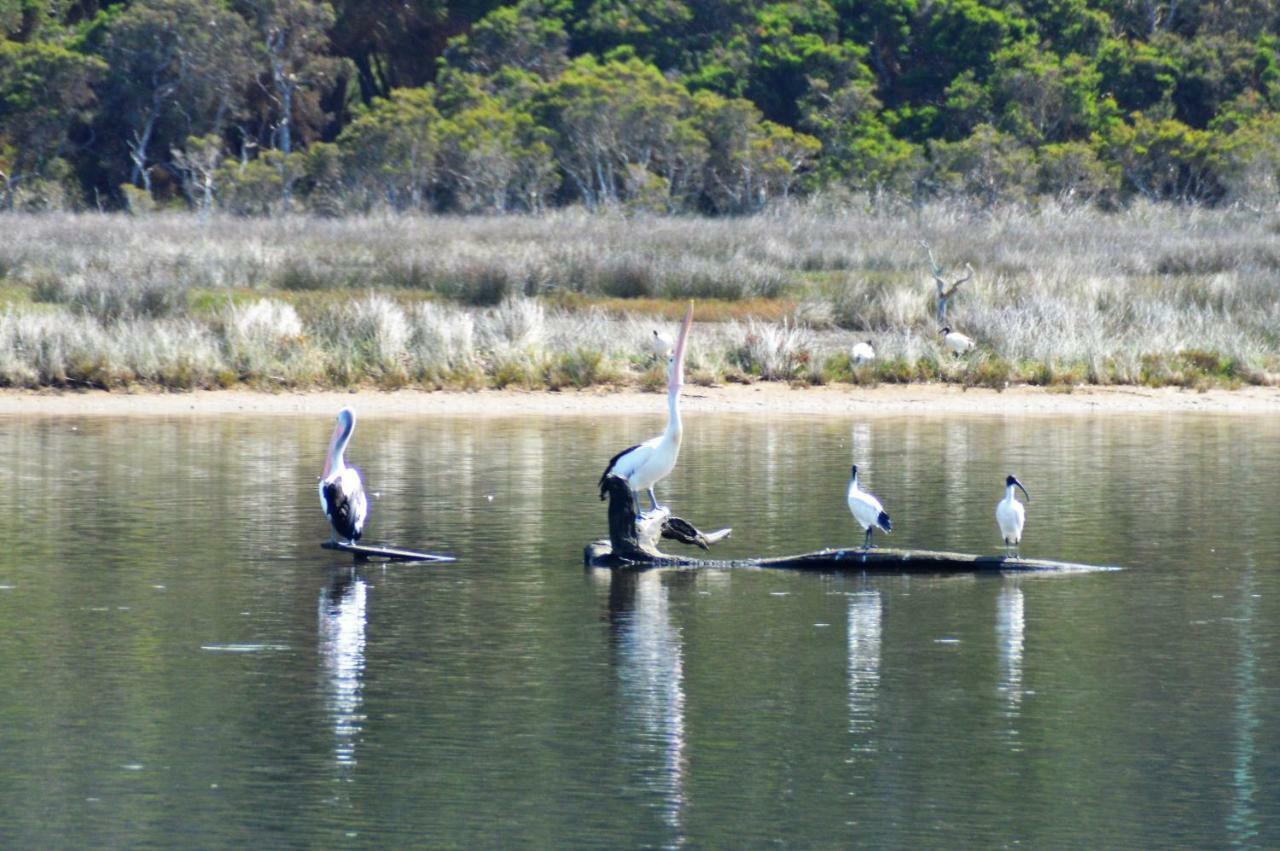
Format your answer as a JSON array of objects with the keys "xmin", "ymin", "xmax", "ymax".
[{"xmin": 600, "ymin": 303, "xmax": 694, "ymax": 512}]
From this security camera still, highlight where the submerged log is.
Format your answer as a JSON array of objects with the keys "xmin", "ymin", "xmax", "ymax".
[
  {"xmin": 585, "ymin": 540, "xmax": 1117, "ymax": 573},
  {"xmin": 601, "ymin": 474, "xmax": 732, "ymax": 560},
  {"xmin": 321, "ymin": 540, "xmax": 456, "ymax": 563},
  {"xmin": 588, "ymin": 475, "xmax": 1116, "ymax": 574}
]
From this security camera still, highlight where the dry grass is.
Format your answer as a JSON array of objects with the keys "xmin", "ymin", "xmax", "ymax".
[{"xmin": 0, "ymin": 203, "xmax": 1277, "ymax": 390}]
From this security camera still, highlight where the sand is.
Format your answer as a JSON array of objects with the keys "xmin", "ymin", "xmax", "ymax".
[{"xmin": 1, "ymin": 383, "xmax": 1278, "ymax": 418}]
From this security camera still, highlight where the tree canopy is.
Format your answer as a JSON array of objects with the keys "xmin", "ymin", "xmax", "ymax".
[{"xmin": 2, "ymin": 0, "xmax": 1279, "ymax": 212}]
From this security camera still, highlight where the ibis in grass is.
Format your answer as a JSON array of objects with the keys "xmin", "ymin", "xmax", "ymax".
[
  {"xmin": 651, "ymin": 328, "xmax": 674, "ymax": 358},
  {"xmin": 996, "ymin": 474, "xmax": 1030, "ymax": 548},
  {"xmin": 319, "ymin": 407, "xmax": 369, "ymax": 544},
  {"xmin": 847, "ymin": 465, "xmax": 892, "ymax": 549},
  {"xmin": 851, "ymin": 340, "xmax": 876, "ymax": 364},
  {"xmin": 941, "ymin": 326, "xmax": 976, "ymax": 356},
  {"xmin": 600, "ymin": 303, "xmax": 694, "ymax": 512}
]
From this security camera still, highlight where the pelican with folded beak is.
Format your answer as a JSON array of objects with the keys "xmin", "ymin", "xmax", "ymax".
[
  {"xmin": 600, "ymin": 303, "xmax": 694, "ymax": 512},
  {"xmin": 996, "ymin": 474, "xmax": 1029, "ymax": 547},
  {"xmin": 319, "ymin": 407, "xmax": 368, "ymax": 544}
]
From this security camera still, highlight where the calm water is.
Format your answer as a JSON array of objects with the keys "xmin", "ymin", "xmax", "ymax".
[{"xmin": 1, "ymin": 410, "xmax": 1278, "ymax": 847}]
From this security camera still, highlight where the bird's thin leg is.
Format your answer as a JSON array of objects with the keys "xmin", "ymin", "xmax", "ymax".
[
  {"xmin": 648, "ymin": 487, "xmax": 660, "ymax": 511},
  {"xmin": 864, "ymin": 527, "xmax": 873, "ymax": 549}
]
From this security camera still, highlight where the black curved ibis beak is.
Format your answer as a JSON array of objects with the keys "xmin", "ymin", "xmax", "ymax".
[{"xmin": 1014, "ymin": 478, "xmax": 1030, "ymax": 502}]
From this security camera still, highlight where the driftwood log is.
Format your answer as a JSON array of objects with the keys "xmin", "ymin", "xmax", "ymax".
[
  {"xmin": 322, "ymin": 540, "xmax": 456, "ymax": 563},
  {"xmin": 587, "ymin": 475, "xmax": 1117, "ymax": 575}
]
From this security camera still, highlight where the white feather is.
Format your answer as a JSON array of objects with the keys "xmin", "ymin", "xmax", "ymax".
[
  {"xmin": 996, "ymin": 486, "xmax": 1026, "ymax": 545},
  {"xmin": 847, "ymin": 473, "xmax": 890, "ymax": 533}
]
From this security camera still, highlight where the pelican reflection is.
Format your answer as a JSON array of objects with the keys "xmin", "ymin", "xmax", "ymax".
[
  {"xmin": 607, "ymin": 569, "xmax": 687, "ymax": 839},
  {"xmin": 847, "ymin": 591, "xmax": 882, "ymax": 750},
  {"xmin": 319, "ymin": 570, "xmax": 368, "ymax": 767}
]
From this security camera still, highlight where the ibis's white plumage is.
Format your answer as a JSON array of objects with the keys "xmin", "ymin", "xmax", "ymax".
[
  {"xmin": 996, "ymin": 475, "xmax": 1029, "ymax": 546},
  {"xmin": 846, "ymin": 465, "xmax": 892, "ymax": 548},
  {"xmin": 651, "ymin": 329, "xmax": 675, "ymax": 358},
  {"xmin": 320, "ymin": 407, "xmax": 368, "ymax": 543},
  {"xmin": 851, "ymin": 340, "xmax": 876, "ymax": 363},
  {"xmin": 941, "ymin": 326, "xmax": 975, "ymax": 355},
  {"xmin": 602, "ymin": 304, "xmax": 694, "ymax": 511}
]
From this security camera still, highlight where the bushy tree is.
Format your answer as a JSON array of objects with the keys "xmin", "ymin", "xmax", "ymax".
[
  {"xmin": 0, "ymin": 39, "xmax": 104, "ymax": 208},
  {"xmin": 90, "ymin": 0, "xmax": 254, "ymax": 195},
  {"xmin": 334, "ymin": 86, "xmax": 440, "ymax": 209}
]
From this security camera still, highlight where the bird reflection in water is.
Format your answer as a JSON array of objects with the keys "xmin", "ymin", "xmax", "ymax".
[
  {"xmin": 319, "ymin": 569, "xmax": 368, "ymax": 769},
  {"xmin": 847, "ymin": 591, "xmax": 882, "ymax": 752},
  {"xmin": 996, "ymin": 582, "xmax": 1025, "ymax": 749},
  {"xmin": 605, "ymin": 569, "xmax": 689, "ymax": 841}
]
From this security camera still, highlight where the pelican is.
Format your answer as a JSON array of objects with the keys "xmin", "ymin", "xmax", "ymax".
[
  {"xmin": 941, "ymin": 326, "xmax": 976, "ymax": 356},
  {"xmin": 600, "ymin": 303, "xmax": 694, "ymax": 512},
  {"xmin": 851, "ymin": 340, "xmax": 876, "ymax": 364},
  {"xmin": 319, "ymin": 407, "xmax": 368, "ymax": 544},
  {"xmin": 847, "ymin": 465, "xmax": 892, "ymax": 549},
  {"xmin": 996, "ymin": 474, "xmax": 1029, "ymax": 547}
]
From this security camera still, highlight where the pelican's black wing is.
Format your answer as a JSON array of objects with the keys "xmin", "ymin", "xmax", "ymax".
[
  {"xmin": 323, "ymin": 479, "xmax": 363, "ymax": 541},
  {"xmin": 599, "ymin": 444, "xmax": 641, "ymax": 500}
]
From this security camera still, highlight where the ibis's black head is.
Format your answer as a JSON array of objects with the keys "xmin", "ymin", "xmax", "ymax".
[
  {"xmin": 850, "ymin": 464, "xmax": 858, "ymax": 479},
  {"xmin": 865, "ymin": 339, "xmax": 874, "ymax": 347},
  {"xmin": 940, "ymin": 326, "xmax": 952, "ymax": 336},
  {"xmin": 1006, "ymin": 474, "xmax": 1030, "ymax": 501}
]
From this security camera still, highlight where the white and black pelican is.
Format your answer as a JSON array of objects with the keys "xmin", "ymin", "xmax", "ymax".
[
  {"xmin": 851, "ymin": 340, "xmax": 876, "ymax": 364},
  {"xmin": 600, "ymin": 303, "xmax": 694, "ymax": 511},
  {"xmin": 319, "ymin": 407, "xmax": 368, "ymax": 544},
  {"xmin": 941, "ymin": 326, "xmax": 976, "ymax": 356},
  {"xmin": 996, "ymin": 474, "xmax": 1029, "ymax": 547},
  {"xmin": 847, "ymin": 464, "xmax": 892, "ymax": 549}
]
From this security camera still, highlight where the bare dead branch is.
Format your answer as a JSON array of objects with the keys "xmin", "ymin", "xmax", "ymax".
[{"xmin": 942, "ymin": 262, "xmax": 975, "ymax": 298}]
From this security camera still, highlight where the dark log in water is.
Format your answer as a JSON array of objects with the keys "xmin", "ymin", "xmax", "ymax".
[
  {"xmin": 601, "ymin": 474, "xmax": 732, "ymax": 560},
  {"xmin": 589, "ymin": 474, "xmax": 1116, "ymax": 574},
  {"xmin": 321, "ymin": 541, "xmax": 456, "ymax": 563}
]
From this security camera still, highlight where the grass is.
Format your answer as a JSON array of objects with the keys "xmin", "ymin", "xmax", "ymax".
[{"xmin": 0, "ymin": 203, "xmax": 1277, "ymax": 391}]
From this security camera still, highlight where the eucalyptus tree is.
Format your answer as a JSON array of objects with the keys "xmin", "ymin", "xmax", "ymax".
[
  {"xmin": 335, "ymin": 86, "xmax": 441, "ymax": 210},
  {"xmin": 93, "ymin": 0, "xmax": 254, "ymax": 195},
  {"xmin": 542, "ymin": 54, "xmax": 702, "ymax": 209},
  {"xmin": 0, "ymin": 40, "xmax": 104, "ymax": 208}
]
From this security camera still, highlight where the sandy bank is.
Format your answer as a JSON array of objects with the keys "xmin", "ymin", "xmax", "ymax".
[{"xmin": 2, "ymin": 383, "xmax": 1279, "ymax": 418}]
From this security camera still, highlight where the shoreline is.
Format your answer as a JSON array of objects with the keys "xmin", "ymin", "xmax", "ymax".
[{"xmin": 1, "ymin": 383, "xmax": 1278, "ymax": 417}]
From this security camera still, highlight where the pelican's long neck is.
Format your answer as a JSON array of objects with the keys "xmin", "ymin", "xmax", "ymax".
[
  {"xmin": 324, "ymin": 429, "xmax": 350, "ymax": 479},
  {"xmin": 665, "ymin": 380, "xmax": 682, "ymax": 441}
]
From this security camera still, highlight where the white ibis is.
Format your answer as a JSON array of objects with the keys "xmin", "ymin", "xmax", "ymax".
[
  {"xmin": 319, "ymin": 407, "xmax": 368, "ymax": 544},
  {"xmin": 847, "ymin": 465, "xmax": 892, "ymax": 549},
  {"xmin": 851, "ymin": 340, "xmax": 876, "ymax": 364},
  {"xmin": 996, "ymin": 474, "xmax": 1029, "ymax": 547},
  {"xmin": 941, "ymin": 326, "xmax": 976, "ymax": 356},
  {"xmin": 651, "ymin": 329, "xmax": 674, "ymax": 358},
  {"xmin": 600, "ymin": 303, "xmax": 694, "ymax": 512}
]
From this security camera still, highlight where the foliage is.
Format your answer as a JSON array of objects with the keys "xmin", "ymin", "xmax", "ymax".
[{"xmin": 2, "ymin": 0, "xmax": 1280, "ymax": 211}]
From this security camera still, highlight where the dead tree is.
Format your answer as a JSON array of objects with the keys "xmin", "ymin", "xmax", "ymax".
[{"xmin": 920, "ymin": 240, "xmax": 974, "ymax": 325}]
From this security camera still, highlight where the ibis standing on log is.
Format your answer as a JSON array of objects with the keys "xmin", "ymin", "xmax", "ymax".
[
  {"xmin": 996, "ymin": 475, "xmax": 1029, "ymax": 548},
  {"xmin": 847, "ymin": 465, "xmax": 892, "ymax": 549},
  {"xmin": 600, "ymin": 303, "xmax": 694, "ymax": 512},
  {"xmin": 320, "ymin": 407, "xmax": 368, "ymax": 544}
]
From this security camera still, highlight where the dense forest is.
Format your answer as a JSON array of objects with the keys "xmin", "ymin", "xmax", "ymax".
[{"xmin": 1, "ymin": 0, "xmax": 1279, "ymax": 214}]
